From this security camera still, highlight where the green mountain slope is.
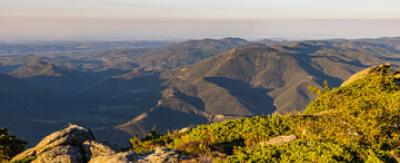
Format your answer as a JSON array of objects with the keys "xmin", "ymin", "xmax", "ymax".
[{"xmin": 129, "ymin": 64, "xmax": 400, "ymax": 162}]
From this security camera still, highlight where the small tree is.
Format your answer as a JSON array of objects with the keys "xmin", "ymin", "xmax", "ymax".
[
  {"xmin": 144, "ymin": 125, "xmax": 159, "ymax": 141},
  {"xmin": 0, "ymin": 128, "xmax": 26, "ymax": 161}
]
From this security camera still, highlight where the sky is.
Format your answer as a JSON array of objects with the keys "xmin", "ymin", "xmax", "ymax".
[{"xmin": 1, "ymin": 0, "xmax": 400, "ymax": 41}]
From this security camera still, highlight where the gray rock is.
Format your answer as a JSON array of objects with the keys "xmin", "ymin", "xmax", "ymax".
[
  {"xmin": 88, "ymin": 152, "xmax": 138, "ymax": 163},
  {"xmin": 33, "ymin": 145, "xmax": 84, "ymax": 163},
  {"xmin": 12, "ymin": 124, "xmax": 190, "ymax": 163},
  {"xmin": 83, "ymin": 140, "xmax": 116, "ymax": 159},
  {"xmin": 136, "ymin": 147, "xmax": 179, "ymax": 163},
  {"xmin": 34, "ymin": 124, "xmax": 95, "ymax": 155},
  {"xmin": 260, "ymin": 134, "xmax": 297, "ymax": 146},
  {"xmin": 11, "ymin": 124, "xmax": 115, "ymax": 163}
]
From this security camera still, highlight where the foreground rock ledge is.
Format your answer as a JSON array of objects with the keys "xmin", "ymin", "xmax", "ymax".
[
  {"xmin": 11, "ymin": 124, "xmax": 186, "ymax": 163},
  {"xmin": 11, "ymin": 124, "xmax": 300, "ymax": 163},
  {"xmin": 11, "ymin": 124, "xmax": 116, "ymax": 163}
]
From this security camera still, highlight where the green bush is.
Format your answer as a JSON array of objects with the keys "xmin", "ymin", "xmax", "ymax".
[{"xmin": 0, "ymin": 128, "xmax": 26, "ymax": 162}]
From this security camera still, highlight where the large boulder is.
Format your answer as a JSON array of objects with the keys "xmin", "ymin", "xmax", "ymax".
[
  {"xmin": 34, "ymin": 124, "xmax": 95, "ymax": 155},
  {"xmin": 11, "ymin": 124, "xmax": 117, "ymax": 163}
]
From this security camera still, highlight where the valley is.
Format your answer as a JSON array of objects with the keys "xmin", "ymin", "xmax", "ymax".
[{"xmin": 1, "ymin": 37, "xmax": 400, "ymax": 147}]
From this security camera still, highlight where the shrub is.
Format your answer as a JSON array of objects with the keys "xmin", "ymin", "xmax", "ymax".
[{"xmin": 0, "ymin": 128, "xmax": 26, "ymax": 162}]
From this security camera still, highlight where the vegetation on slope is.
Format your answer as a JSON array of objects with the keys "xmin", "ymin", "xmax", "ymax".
[
  {"xmin": 130, "ymin": 65, "xmax": 400, "ymax": 162},
  {"xmin": 0, "ymin": 128, "xmax": 26, "ymax": 162}
]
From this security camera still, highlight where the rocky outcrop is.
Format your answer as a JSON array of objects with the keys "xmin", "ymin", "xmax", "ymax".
[
  {"xmin": 82, "ymin": 140, "xmax": 116, "ymax": 159},
  {"xmin": 11, "ymin": 124, "xmax": 189, "ymax": 163},
  {"xmin": 88, "ymin": 151, "xmax": 138, "ymax": 163},
  {"xmin": 34, "ymin": 145, "xmax": 85, "ymax": 163},
  {"xmin": 137, "ymin": 147, "xmax": 180, "ymax": 163},
  {"xmin": 11, "ymin": 124, "xmax": 117, "ymax": 163},
  {"xmin": 89, "ymin": 147, "xmax": 184, "ymax": 163}
]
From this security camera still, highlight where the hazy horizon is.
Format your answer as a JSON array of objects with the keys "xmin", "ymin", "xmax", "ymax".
[{"xmin": 1, "ymin": 0, "xmax": 400, "ymax": 41}]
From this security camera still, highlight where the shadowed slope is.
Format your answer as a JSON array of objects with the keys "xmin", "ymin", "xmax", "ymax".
[{"xmin": 119, "ymin": 43, "xmax": 400, "ymax": 137}]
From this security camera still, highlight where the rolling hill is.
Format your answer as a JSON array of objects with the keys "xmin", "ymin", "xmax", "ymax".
[
  {"xmin": 118, "ymin": 41, "xmax": 400, "ymax": 137},
  {"xmin": 133, "ymin": 38, "xmax": 249, "ymax": 69}
]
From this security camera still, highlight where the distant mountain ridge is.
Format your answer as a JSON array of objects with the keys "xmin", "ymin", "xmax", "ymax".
[
  {"xmin": 133, "ymin": 38, "xmax": 250, "ymax": 69},
  {"xmin": 10, "ymin": 61, "xmax": 62, "ymax": 78}
]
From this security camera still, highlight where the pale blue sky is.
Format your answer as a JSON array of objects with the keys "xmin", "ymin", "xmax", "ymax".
[
  {"xmin": 1, "ymin": 0, "xmax": 400, "ymax": 40},
  {"xmin": 2, "ymin": 0, "xmax": 400, "ymax": 19}
]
